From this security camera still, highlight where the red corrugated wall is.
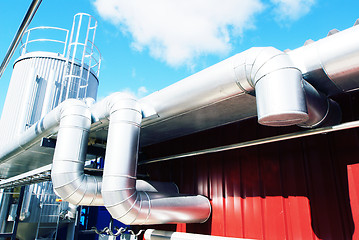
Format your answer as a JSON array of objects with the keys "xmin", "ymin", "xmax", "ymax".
[{"xmin": 139, "ymin": 93, "xmax": 359, "ymax": 240}]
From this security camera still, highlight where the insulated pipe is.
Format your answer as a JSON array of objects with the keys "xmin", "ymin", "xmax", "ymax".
[
  {"xmin": 288, "ymin": 24, "xmax": 359, "ymax": 95},
  {"xmin": 141, "ymin": 47, "xmax": 308, "ymax": 128},
  {"xmin": 101, "ymin": 93, "xmax": 211, "ymax": 225},
  {"xmin": 236, "ymin": 47, "xmax": 308, "ymax": 126},
  {"xmin": 0, "ymin": 99, "xmax": 65, "ymax": 164},
  {"xmin": 299, "ymin": 80, "xmax": 341, "ymax": 128},
  {"xmin": 50, "ymin": 99, "xmax": 103, "ymax": 206}
]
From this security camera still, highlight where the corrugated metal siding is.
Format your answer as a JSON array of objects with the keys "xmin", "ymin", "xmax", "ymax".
[
  {"xmin": 0, "ymin": 53, "xmax": 99, "ymax": 146},
  {"xmin": 0, "ymin": 56, "xmax": 65, "ymax": 145},
  {"xmin": 139, "ymin": 93, "xmax": 359, "ymax": 239}
]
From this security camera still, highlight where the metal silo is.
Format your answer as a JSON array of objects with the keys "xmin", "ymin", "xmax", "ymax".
[
  {"xmin": 0, "ymin": 13, "xmax": 100, "ymax": 145},
  {"xmin": 0, "ymin": 13, "xmax": 101, "ymax": 240}
]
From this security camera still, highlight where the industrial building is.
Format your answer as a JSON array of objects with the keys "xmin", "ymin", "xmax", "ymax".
[{"xmin": 1, "ymin": 1, "xmax": 359, "ymax": 240}]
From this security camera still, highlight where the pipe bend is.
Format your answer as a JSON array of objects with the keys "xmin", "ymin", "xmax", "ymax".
[
  {"xmin": 101, "ymin": 93, "xmax": 211, "ymax": 225},
  {"xmin": 239, "ymin": 47, "xmax": 309, "ymax": 126},
  {"xmin": 51, "ymin": 99, "xmax": 103, "ymax": 206}
]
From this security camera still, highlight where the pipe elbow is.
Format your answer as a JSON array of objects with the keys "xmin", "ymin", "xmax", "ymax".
[
  {"xmin": 101, "ymin": 94, "xmax": 211, "ymax": 225},
  {"xmin": 237, "ymin": 47, "xmax": 308, "ymax": 126},
  {"xmin": 51, "ymin": 99, "xmax": 103, "ymax": 206},
  {"xmin": 298, "ymin": 80, "xmax": 342, "ymax": 128}
]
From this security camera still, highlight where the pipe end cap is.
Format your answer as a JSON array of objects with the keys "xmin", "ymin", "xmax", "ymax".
[{"xmin": 258, "ymin": 111, "xmax": 308, "ymax": 127}]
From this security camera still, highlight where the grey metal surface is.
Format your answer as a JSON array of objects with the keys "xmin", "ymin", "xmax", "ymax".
[
  {"xmin": 101, "ymin": 94, "xmax": 211, "ymax": 225},
  {"xmin": 0, "ymin": 21, "xmax": 358, "ymax": 199},
  {"xmin": 243, "ymin": 47, "xmax": 307, "ymax": 126},
  {"xmin": 0, "ymin": 165, "xmax": 51, "ymax": 189},
  {"xmin": 134, "ymin": 47, "xmax": 308, "ymax": 145},
  {"xmin": 288, "ymin": 24, "xmax": 359, "ymax": 96},
  {"xmin": 0, "ymin": 52, "xmax": 99, "ymax": 148},
  {"xmin": 299, "ymin": 80, "xmax": 341, "ymax": 128},
  {"xmin": 0, "ymin": 0, "xmax": 42, "ymax": 78},
  {"xmin": 139, "ymin": 119, "xmax": 359, "ymax": 166},
  {"xmin": 51, "ymin": 99, "xmax": 103, "ymax": 206}
]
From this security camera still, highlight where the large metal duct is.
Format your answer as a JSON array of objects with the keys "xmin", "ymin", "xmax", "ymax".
[
  {"xmin": 139, "ymin": 46, "xmax": 340, "ymax": 146},
  {"xmin": 51, "ymin": 99, "xmax": 103, "ymax": 206},
  {"xmin": 141, "ymin": 47, "xmax": 309, "ymax": 128},
  {"xmin": 99, "ymin": 93, "xmax": 211, "ymax": 225},
  {"xmin": 288, "ymin": 24, "xmax": 359, "ymax": 96},
  {"xmin": 299, "ymin": 80, "xmax": 341, "ymax": 128}
]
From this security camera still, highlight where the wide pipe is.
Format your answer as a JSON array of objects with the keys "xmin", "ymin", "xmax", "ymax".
[
  {"xmin": 239, "ymin": 47, "xmax": 308, "ymax": 126},
  {"xmin": 288, "ymin": 24, "xmax": 359, "ymax": 95},
  {"xmin": 51, "ymin": 99, "xmax": 103, "ymax": 206},
  {"xmin": 141, "ymin": 47, "xmax": 308, "ymax": 127},
  {"xmin": 299, "ymin": 80, "xmax": 341, "ymax": 128},
  {"xmin": 101, "ymin": 93, "xmax": 211, "ymax": 225},
  {"xmin": 0, "ymin": 97, "xmax": 63, "ymax": 165}
]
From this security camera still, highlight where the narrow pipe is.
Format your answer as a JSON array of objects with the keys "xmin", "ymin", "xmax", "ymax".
[
  {"xmin": 101, "ymin": 93, "xmax": 211, "ymax": 225},
  {"xmin": 139, "ymin": 119, "xmax": 359, "ymax": 166},
  {"xmin": 0, "ymin": 0, "xmax": 43, "ymax": 78},
  {"xmin": 144, "ymin": 229, "xmax": 254, "ymax": 240}
]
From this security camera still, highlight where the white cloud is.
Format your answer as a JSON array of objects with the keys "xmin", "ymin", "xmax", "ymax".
[
  {"xmin": 118, "ymin": 86, "xmax": 149, "ymax": 98},
  {"xmin": 93, "ymin": 0, "xmax": 316, "ymax": 67},
  {"xmin": 271, "ymin": 0, "xmax": 316, "ymax": 22},
  {"xmin": 137, "ymin": 86, "xmax": 148, "ymax": 97},
  {"xmin": 93, "ymin": 0, "xmax": 264, "ymax": 67}
]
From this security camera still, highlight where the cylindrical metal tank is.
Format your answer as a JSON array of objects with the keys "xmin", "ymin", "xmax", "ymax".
[
  {"xmin": 0, "ymin": 13, "xmax": 101, "ymax": 239},
  {"xmin": 0, "ymin": 15, "xmax": 100, "ymax": 145},
  {"xmin": 0, "ymin": 52, "xmax": 99, "ymax": 145}
]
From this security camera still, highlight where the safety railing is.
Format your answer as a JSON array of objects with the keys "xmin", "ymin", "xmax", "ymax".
[{"xmin": 19, "ymin": 26, "xmax": 69, "ymax": 56}]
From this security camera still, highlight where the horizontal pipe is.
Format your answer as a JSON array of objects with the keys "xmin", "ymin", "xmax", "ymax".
[
  {"xmin": 144, "ymin": 229, "xmax": 254, "ymax": 240},
  {"xmin": 0, "ymin": 0, "xmax": 42, "ymax": 78},
  {"xmin": 0, "ymin": 100, "xmax": 63, "ymax": 165},
  {"xmin": 141, "ymin": 47, "xmax": 308, "ymax": 128},
  {"xmin": 288, "ymin": 24, "xmax": 359, "ymax": 95},
  {"xmin": 139, "ymin": 119, "xmax": 359, "ymax": 165}
]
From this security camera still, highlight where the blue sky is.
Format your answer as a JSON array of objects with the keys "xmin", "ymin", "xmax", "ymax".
[{"xmin": 0, "ymin": 0, "xmax": 358, "ymax": 115}]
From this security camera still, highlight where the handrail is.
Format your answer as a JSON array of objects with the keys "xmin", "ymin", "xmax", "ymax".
[
  {"xmin": 0, "ymin": 0, "xmax": 43, "ymax": 79},
  {"xmin": 19, "ymin": 26, "xmax": 69, "ymax": 56}
]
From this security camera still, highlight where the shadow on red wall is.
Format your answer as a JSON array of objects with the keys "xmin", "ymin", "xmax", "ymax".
[{"xmin": 138, "ymin": 93, "xmax": 359, "ymax": 240}]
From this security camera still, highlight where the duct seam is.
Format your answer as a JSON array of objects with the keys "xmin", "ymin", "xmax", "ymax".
[
  {"xmin": 101, "ymin": 93, "xmax": 211, "ymax": 225},
  {"xmin": 51, "ymin": 99, "xmax": 103, "ymax": 206}
]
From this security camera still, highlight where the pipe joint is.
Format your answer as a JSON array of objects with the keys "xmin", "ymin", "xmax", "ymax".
[
  {"xmin": 101, "ymin": 94, "xmax": 211, "ymax": 225},
  {"xmin": 238, "ymin": 47, "xmax": 308, "ymax": 126},
  {"xmin": 51, "ymin": 99, "xmax": 103, "ymax": 206}
]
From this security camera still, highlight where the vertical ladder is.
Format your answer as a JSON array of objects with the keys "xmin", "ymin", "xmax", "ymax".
[
  {"xmin": 35, "ymin": 183, "xmax": 62, "ymax": 240},
  {"xmin": 58, "ymin": 13, "xmax": 100, "ymax": 102}
]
